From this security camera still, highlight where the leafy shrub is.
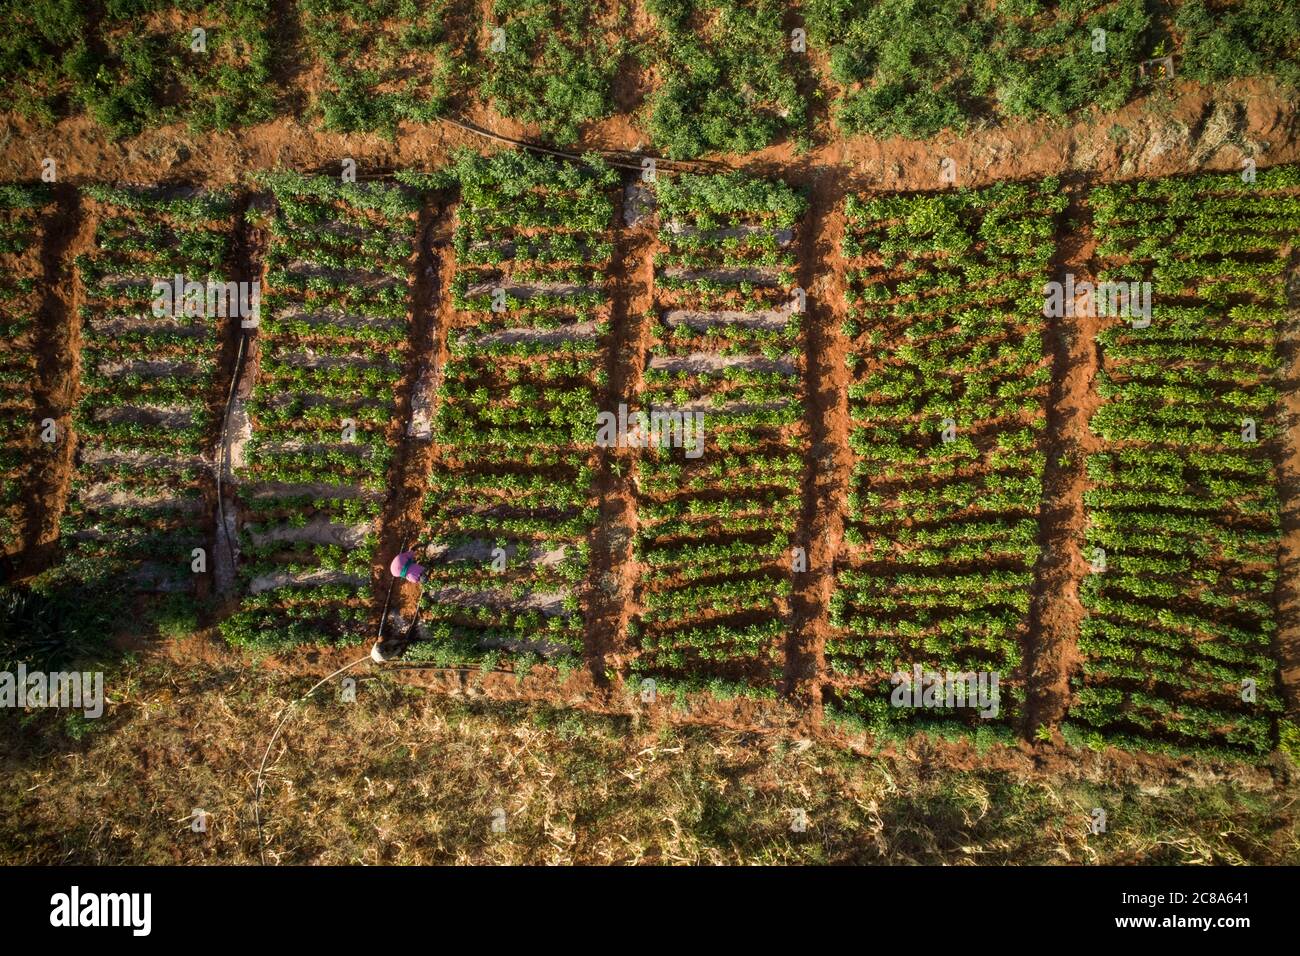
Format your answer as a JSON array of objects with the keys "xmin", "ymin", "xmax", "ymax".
[
  {"xmin": 805, "ymin": 0, "xmax": 1154, "ymax": 138},
  {"xmin": 1074, "ymin": 165, "xmax": 1299, "ymax": 756},
  {"xmin": 304, "ymin": 0, "xmax": 457, "ymax": 138},
  {"xmin": 646, "ymin": 0, "xmax": 811, "ymax": 158},
  {"xmin": 0, "ymin": 0, "xmax": 88, "ymax": 122},
  {"xmin": 1173, "ymin": 0, "xmax": 1300, "ymax": 87},
  {"xmin": 68, "ymin": 1, "xmax": 278, "ymax": 139},
  {"xmin": 481, "ymin": 0, "xmax": 624, "ymax": 144}
]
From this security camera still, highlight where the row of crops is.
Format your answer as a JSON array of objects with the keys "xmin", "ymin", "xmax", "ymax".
[
  {"xmin": 1068, "ymin": 166, "xmax": 1300, "ymax": 757},
  {"xmin": 0, "ymin": 184, "xmax": 53, "ymax": 557},
  {"xmin": 217, "ymin": 174, "xmax": 421, "ymax": 649},
  {"xmin": 2, "ymin": 163, "xmax": 1297, "ymax": 759},
  {"xmin": 395, "ymin": 152, "xmax": 614, "ymax": 668},
  {"xmin": 63, "ymin": 185, "xmax": 234, "ymax": 598},
  {"xmin": 830, "ymin": 181, "xmax": 1066, "ymax": 732},
  {"xmin": 630, "ymin": 173, "xmax": 807, "ymax": 696},
  {"xmin": 6, "ymin": 1, "xmax": 1296, "ymax": 149}
]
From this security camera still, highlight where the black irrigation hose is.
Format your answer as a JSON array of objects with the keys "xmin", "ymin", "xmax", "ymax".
[
  {"xmin": 215, "ymin": 331, "xmax": 248, "ymax": 575},
  {"xmin": 435, "ymin": 116, "xmax": 719, "ymax": 175},
  {"xmin": 294, "ymin": 114, "xmax": 719, "ymax": 181}
]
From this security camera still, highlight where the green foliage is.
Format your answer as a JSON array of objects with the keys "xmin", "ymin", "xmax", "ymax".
[
  {"xmin": 646, "ymin": 0, "xmax": 811, "ymax": 158},
  {"xmin": 0, "ymin": 582, "xmax": 115, "ymax": 670},
  {"xmin": 631, "ymin": 171, "xmax": 805, "ymax": 689},
  {"xmin": 1174, "ymin": 0, "xmax": 1300, "ymax": 87},
  {"xmin": 250, "ymin": 171, "xmax": 422, "ymax": 217},
  {"xmin": 69, "ymin": 1, "xmax": 278, "ymax": 139},
  {"xmin": 656, "ymin": 171, "xmax": 808, "ymax": 226},
  {"xmin": 806, "ymin": 0, "xmax": 1300, "ymax": 139},
  {"xmin": 0, "ymin": 183, "xmax": 53, "ymax": 557},
  {"xmin": 482, "ymin": 0, "xmax": 624, "ymax": 144},
  {"xmin": 830, "ymin": 178, "xmax": 1067, "ymax": 725},
  {"xmin": 303, "ymin": 0, "xmax": 456, "ymax": 138},
  {"xmin": 4, "ymin": 0, "xmax": 1299, "ymax": 147},
  {"xmin": 0, "ymin": 0, "xmax": 87, "ymax": 121},
  {"xmin": 408, "ymin": 153, "xmax": 613, "ymax": 664},
  {"xmin": 1280, "ymin": 719, "xmax": 1300, "ymax": 766},
  {"xmin": 224, "ymin": 175, "xmax": 418, "ymax": 646},
  {"xmin": 1075, "ymin": 165, "xmax": 1299, "ymax": 756},
  {"xmin": 62, "ymin": 184, "xmax": 233, "ymax": 604},
  {"xmin": 806, "ymin": 0, "xmax": 983, "ymax": 138}
]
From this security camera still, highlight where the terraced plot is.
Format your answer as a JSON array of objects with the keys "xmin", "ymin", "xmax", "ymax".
[
  {"xmin": 64, "ymin": 185, "xmax": 235, "ymax": 598},
  {"xmin": 218, "ymin": 174, "xmax": 419, "ymax": 648},
  {"xmin": 629, "ymin": 172, "xmax": 807, "ymax": 697},
  {"xmin": 2, "ymin": 150, "xmax": 1299, "ymax": 764},
  {"xmin": 829, "ymin": 180, "xmax": 1066, "ymax": 730},
  {"xmin": 0, "ymin": 183, "xmax": 54, "ymax": 557},
  {"xmin": 402, "ymin": 152, "xmax": 615, "ymax": 666},
  {"xmin": 1069, "ymin": 166, "xmax": 1300, "ymax": 757}
]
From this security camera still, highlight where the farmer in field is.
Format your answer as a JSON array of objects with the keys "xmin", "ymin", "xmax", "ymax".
[
  {"xmin": 371, "ymin": 550, "xmax": 426, "ymax": 662},
  {"xmin": 389, "ymin": 549, "xmax": 425, "ymax": 584}
]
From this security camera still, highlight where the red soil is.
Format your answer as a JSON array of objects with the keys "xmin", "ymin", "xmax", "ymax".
[{"xmin": 4, "ymin": 72, "xmax": 1299, "ymax": 773}]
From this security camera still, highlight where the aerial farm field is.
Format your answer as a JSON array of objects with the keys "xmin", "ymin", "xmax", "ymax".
[{"xmin": 2, "ymin": 0, "xmax": 1300, "ymax": 868}]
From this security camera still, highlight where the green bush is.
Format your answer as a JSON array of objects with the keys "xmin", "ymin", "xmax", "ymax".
[
  {"xmin": 481, "ymin": 0, "xmax": 623, "ymax": 144},
  {"xmin": 305, "ymin": 0, "xmax": 456, "ymax": 138},
  {"xmin": 646, "ymin": 0, "xmax": 810, "ymax": 158}
]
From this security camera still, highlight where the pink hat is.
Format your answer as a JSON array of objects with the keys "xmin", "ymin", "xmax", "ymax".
[{"xmin": 390, "ymin": 550, "xmax": 425, "ymax": 583}]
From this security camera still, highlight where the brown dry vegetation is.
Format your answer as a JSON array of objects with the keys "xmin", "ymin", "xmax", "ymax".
[{"xmin": 1, "ymin": 638, "xmax": 1297, "ymax": 865}]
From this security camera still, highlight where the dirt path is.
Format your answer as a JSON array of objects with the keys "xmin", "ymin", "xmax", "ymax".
[
  {"xmin": 2, "ymin": 78, "xmax": 1296, "ymax": 191},
  {"xmin": 377, "ymin": 197, "xmax": 457, "ymax": 643},
  {"xmin": 784, "ymin": 166, "xmax": 850, "ymax": 720},
  {"xmin": 1022, "ymin": 181, "xmax": 1102, "ymax": 736},
  {"xmin": 211, "ymin": 193, "xmax": 264, "ymax": 607},
  {"xmin": 585, "ymin": 176, "xmax": 657, "ymax": 689},
  {"xmin": 19, "ymin": 185, "xmax": 91, "ymax": 576}
]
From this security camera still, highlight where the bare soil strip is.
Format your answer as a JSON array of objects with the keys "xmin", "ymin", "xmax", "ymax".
[
  {"xmin": 19, "ymin": 185, "xmax": 89, "ymax": 576},
  {"xmin": 375, "ymin": 197, "xmax": 453, "ymax": 641},
  {"xmin": 785, "ymin": 166, "xmax": 850, "ymax": 718},
  {"xmin": 1022, "ymin": 181, "xmax": 1100, "ymax": 736},
  {"xmin": 463, "ymin": 280, "xmax": 600, "ymax": 298},
  {"xmin": 244, "ymin": 514, "xmax": 370, "ymax": 549},
  {"xmin": 584, "ymin": 174, "xmax": 656, "ymax": 689},
  {"xmin": 647, "ymin": 354, "xmax": 796, "ymax": 374},
  {"xmin": 466, "ymin": 322, "xmax": 601, "ymax": 346},
  {"xmin": 249, "ymin": 568, "xmax": 366, "ymax": 594},
  {"xmin": 663, "ymin": 307, "xmax": 794, "ymax": 331},
  {"xmin": 663, "ymin": 222, "xmax": 794, "ymax": 246},
  {"xmin": 4, "ymin": 80, "xmax": 1295, "ymax": 193},
  {"xmin": 212, "ymin": 195, "xmax": 265, "ymax": 605}
]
